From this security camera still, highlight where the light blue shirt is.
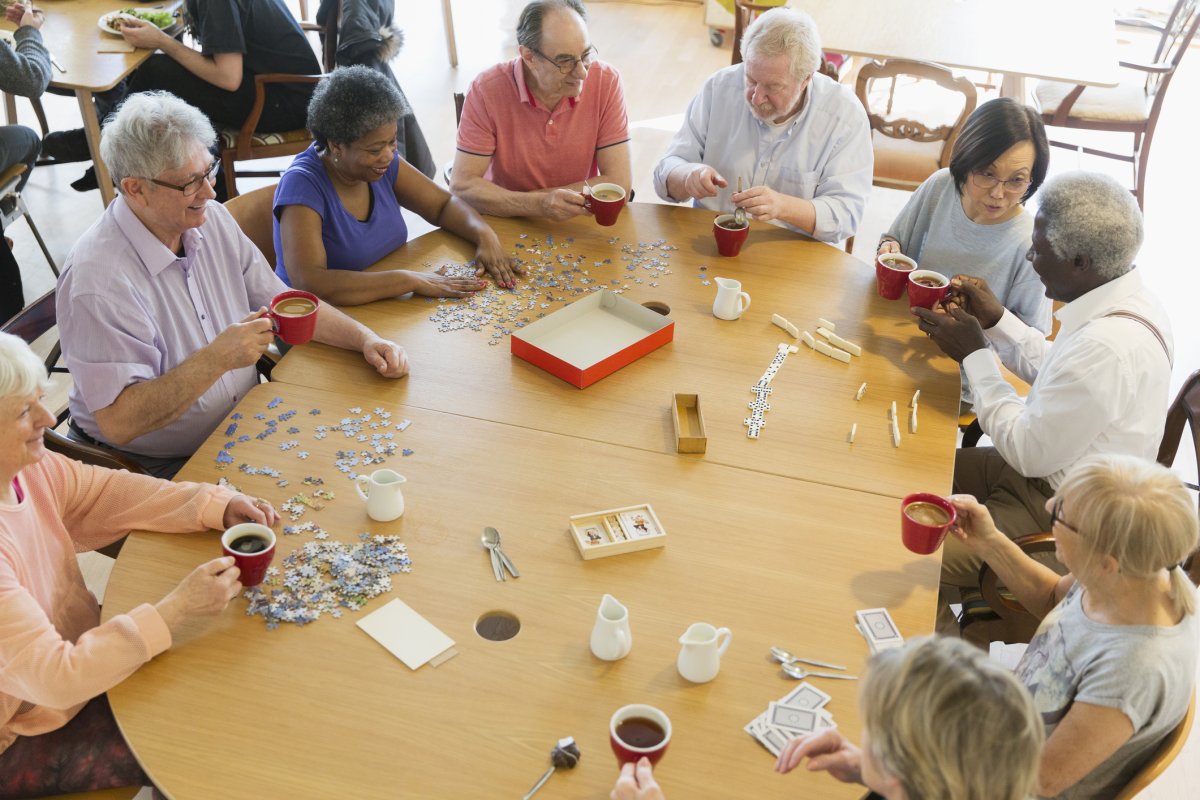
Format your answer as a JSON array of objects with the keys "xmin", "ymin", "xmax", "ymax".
[{"xmin": 652, "ymin": 67, "xmax": 872, "ymax": 242}]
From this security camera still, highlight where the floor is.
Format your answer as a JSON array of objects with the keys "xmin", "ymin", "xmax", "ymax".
[{"xmin": 9, "ymin": 0, "xmax": 1197, "ymax": 796}]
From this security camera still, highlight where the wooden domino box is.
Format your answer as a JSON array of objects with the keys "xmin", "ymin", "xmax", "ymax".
[
  {"xmin": 671, "ymin": 393, "xmax": 707, "ymax": 454},
  {"xmin": 569, "ymin": 503, "xmax": 667, "ymax": 559}
]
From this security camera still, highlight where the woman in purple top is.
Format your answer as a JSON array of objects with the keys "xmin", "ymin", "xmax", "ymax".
[{"xmin": 274, "ymin": 66, "xmax": 520, "ymax": 305}]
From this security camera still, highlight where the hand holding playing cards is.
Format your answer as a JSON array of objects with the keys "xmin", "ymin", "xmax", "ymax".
[
  {"xmin": 775, "ymin": 729, "xmax": 864, "ymax": 785},
  {"xmin": 946, "ymin": 494, "xmax": 1007, "ymax": 555},
  {"xmin": 610, "ymin": 758, "xmax": 664, "ymax": 800}
]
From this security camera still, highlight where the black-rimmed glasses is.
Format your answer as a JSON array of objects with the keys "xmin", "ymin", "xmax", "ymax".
[
  {"xmin": 1050, "ymin": 497, "xmax": 1079, "ymax": 535},
  {"xmin": 533, "ymin": 46, "xmax": 598, "ymax": 74},
  {"xmin": 147, "ymin": 157, "xmax": 220, "ymax": 196}
]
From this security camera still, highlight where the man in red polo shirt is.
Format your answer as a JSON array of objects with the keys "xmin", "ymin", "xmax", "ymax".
[{"xmin": 451, "ymin": 0, "xmax": 631, "ymax": 221}]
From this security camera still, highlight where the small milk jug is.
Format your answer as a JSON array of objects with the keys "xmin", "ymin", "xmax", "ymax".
[
  {"xmin": 355, "ymin": 469, "xmax": 406, "ymax": 522},
  {"xmin": 590, "ymin": 594, "xmax": 632, "ymax": 661},
  {"xmin": 676, "ymin": 622, "xmax": 732, "ymax": 683},
  {"xmin": 712, "ymin": 277, "xmax": 752, "ymax": 320}
]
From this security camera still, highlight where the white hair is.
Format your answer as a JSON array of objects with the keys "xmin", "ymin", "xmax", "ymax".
[
  {"xmin": 100, "ymin": 92, "xmax": 216, "ymax": 191},
  {"xmin": 1037, "ymin": 171, "xmax": 1143, "ymax": 280},
  {"xmin": 741, "ymin": 7, "xmax": 821, "ymax": 81},
  {"xmin": 0, "ymin": 332, "xmax": 48, "ymax": 400}
]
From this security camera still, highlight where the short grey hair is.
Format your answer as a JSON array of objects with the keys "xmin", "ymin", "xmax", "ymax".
[
  {"xmin": 100, "ymin": 92, "xmax": 216, "ymax": 190},
  {"xmin": 516, "ymin": 0, "xmax": 586, "ymax": 51},
  {"xmin": 307, "ymin": 66, "xmax": 408, "ymax": 150},
  {"xmin": 1037, "ymin": 171, "xmax": 1143, "ymax": 280},
  {"xmin": 741, "ymin": 7, "xmax": 821, "ymax": 81},
  {"xmin": 0, "ymin": 332, "xmax": 48, "ymax": 400}
]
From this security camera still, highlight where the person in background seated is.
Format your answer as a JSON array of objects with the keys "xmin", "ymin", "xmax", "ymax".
[
  {"xmin": 274, "ymin": 66, "xmax": 518, "ymax": 304},
  {"xmin": 611, "ymin": 636, "xmax": 1043, "ymax": 800},
  {"xmin": 451, "ymin": 0, "xmax": 631, "ymax": 221},
  {"xmin": 652, "ymin": 8, "xmax": 872, "ymax": 243},
  {"xmin": 949, "ymin": 454, "xmax": 1198, "ymax": 799},
  {"xmin": 0, "ymin": 332, "xmax": 279, "ymax": 797},
  {"xmin": 57, "ymin": 93, "xmax": 407, "ymax": 479}
]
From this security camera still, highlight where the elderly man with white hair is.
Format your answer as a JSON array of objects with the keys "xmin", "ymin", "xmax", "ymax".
[
  {"xmin": 652, "ymin": 7, "xmax": 872, "ymax": 243},
  {"xmin": 57, "ymin": 92, "xmax": 408, "ymax": 479},
  {"xmin": 913, "ymin": 171, "xmax": 1173, "ymax": 592}
]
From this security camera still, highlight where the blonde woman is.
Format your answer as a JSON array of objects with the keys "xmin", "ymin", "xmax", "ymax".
[
  {"xmin": 612, "ymin": 637, "xmax": 1043, "ymax": 800},
  {"xmin": 950, "ymin": 454, "xmax": 1198, "ymax": 799}
]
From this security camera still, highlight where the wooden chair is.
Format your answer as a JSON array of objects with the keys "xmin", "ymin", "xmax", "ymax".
[
  {"xmin": 1113, "ymin": 691, "xmax": 1196, "ymax": 800},
  {"xmin": 730, "ymin": 0, "xmax": 841, "ymax": 81},
  {"xmin": 960, "ymin": 533, "xmax": 1058, "ymax": 646},
  {"xmin": 1033, "ymin": 0, "xmax": 1200, "ymax": 209},
  {"xmin": 441, "ymin": 92, "xmax": 466, "ymax": 186},
  {"xmin": 224, "ymin": 183, "xmax": 279, "ymax": 265},
  {"xmin": 854, "ymin": 59, "xmax": 977, "ymax": 193},
  {"xmin": 1155, "ymin": 368, "xmax": 1200, "ymax": 584},
  {"xmin": 0, "ymin": 162, "xmax": 57, "ymax": 275}
]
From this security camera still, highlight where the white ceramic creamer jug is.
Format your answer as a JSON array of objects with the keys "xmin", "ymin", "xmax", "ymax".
[
  {"xmin": 355, "ymin": 469, "xmax": 406, "ymax": 522},
  {"xmin": 676, "ymin": 622, "xmax": 732, "ymax": 683},
  {"xmin": 712, "ymin": 277, "xmax": 752, "ymax": 320},
  {"xmin": 590, "ymin": 593, "xmax": 632, "ymax": 661}
]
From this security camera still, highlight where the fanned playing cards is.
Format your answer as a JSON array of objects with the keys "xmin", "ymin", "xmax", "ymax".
[{"xmin": 357, "ymin": 598, "xmax": 456, "ymax": 669}]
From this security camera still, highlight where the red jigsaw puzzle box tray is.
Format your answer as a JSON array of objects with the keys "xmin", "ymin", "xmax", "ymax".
[{"xmin": 511, "ymin": 289, "xmax": 674, "ymax": 388}]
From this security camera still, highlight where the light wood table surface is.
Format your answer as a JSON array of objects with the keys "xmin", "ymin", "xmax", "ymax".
[
  {"xmin": 104, "ymin": 382, "xmax": 941, "ymax": 800},
  {"xmin": 802, "ymin": 0, "xmax": 1119, "ymax": 97},
  {"xmin": 273, "ymin": 203, "xmax": 963, "ymax": 501}
]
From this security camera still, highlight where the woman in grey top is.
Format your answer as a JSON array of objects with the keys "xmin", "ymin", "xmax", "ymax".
[
  {"xmin": 950, "ymin": 454, "xmax": 1198, "ymax": 799},
  {"xmin": 880, "ymin": 99, "xmax": 1053, "ymax": 391}
]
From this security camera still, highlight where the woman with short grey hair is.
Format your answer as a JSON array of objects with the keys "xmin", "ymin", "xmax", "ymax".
[{"xmin": 273, "ymin": 66, "xmax": 519, "ymax": 305}]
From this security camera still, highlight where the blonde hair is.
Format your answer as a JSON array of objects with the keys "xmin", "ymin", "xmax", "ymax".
[
  {"xmin": 861, "ymin": 636, "xmax": 1043, "ymax": 800},
  {"xmin": 741, "ymin": 8, "xmax": 821, "ymax": 82},
  {"xmin": 1057, "ymin": 454, "xmax": 1198, "ymax": 616},
  {"xmin": 0, "ymin": 332, "xmax": 48, "ymax": 400}
]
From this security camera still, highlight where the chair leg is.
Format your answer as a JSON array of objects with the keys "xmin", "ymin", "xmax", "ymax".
[
  {"xmin": 221, "ymin": 152, "xmax": 239, "ymax": 199},
  {"xmin": 18, "ymin": 198, "xmax": 57, "ymax": 276},
  {"xmin": 844, "ymin": 235, "xmax": 854, "ymax": 254},
  {"xmin": 30, "ymin": 96, "xmax": 50, "ymax": 138}
]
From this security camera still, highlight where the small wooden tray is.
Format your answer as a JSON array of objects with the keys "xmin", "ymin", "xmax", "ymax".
[
  {"xmin": 672, "ymin": 393, "xmax": 707, "ymax": 454},
  {"xmin": 569, "ymin": 503, "xmax": 666, "ymax": 560}
]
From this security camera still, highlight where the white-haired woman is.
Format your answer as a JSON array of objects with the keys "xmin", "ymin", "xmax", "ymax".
[
  {"xmin": 950, "ymin": 454, "xmax": 1198, "ymax": 799},
  {"xmin": 274, "ymin": 66, "xmax": 519, "ymax": 305},
  {"xmin": 612, "ymin": 636, "xmax": 1044, "ymax": 800},
  {"xmin": 0, "ymin": 333, "xmax": 279, "ymax": 795}
]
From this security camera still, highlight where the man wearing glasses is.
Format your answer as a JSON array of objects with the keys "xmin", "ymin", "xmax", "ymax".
[
  {"xmin": 451, "ymin": 0, "xmax": 630, "ymax": 221},
  {"xmin": 56, "ymin": 93, "xmax": 408, "ymax": 478}
]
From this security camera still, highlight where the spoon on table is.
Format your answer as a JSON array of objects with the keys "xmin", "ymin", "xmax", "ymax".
[
  {"xmin": 770, "ymin": 646, "xmax": 847, "ymax": 672},
  {"xmin": 481, "ymin": 528, "xmax": 504, "ymax": 581},
  {"xmin": 483, "ymin": 526, "xmax": 520, "ymax": 579},
  {"xmin": 781, "ymin": 662, "xmax": 858, "ymax": 681},
  {"xmin": 733, "ymin": 176, "xmax": 747, "ymax": 227},
  {"xmin": 522, "ymin": 736, "xmax": 580, "ymax": 799}
]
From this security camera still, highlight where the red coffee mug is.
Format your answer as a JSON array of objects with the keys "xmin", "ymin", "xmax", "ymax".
[
  {"xmin": 221, "ymin": 523, "xmax": 277, "ymax": 587},
  {"xmin": 610, "ymin": 704, "xmax": 672, "ymax": 766},
  {"xmin": 900, "ymin": 493, "xmax": 957, "ymax": 555},
  {"xmin": 875, "ymin": 253, "xmax": 916, "ymax": 300},
  {"xmin": 713, "ymin": 214, "xmax": 750, "ymax": 257},
  {"xmin": 907, "ymin": 270, "xmax": 950, "ymax": 311},
  {"xmin": 586, "ymin": 183, "xmax": 627, "ymax": 226},
  {"xmin": 268, "ymin": 290, "xmax": 320, "ymax": 345}
]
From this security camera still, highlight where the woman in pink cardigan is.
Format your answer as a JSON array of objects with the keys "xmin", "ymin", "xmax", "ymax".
[{"xmin": 0, "ymin": 332, "xmax": 280, "ymax": 797}]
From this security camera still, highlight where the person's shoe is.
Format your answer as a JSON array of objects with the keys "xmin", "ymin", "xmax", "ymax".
[
  {"xmin": 40, "ymin": 128, "xmax": 91, "ymax": 163},
  {"xmin": 70, "ymin": 167, "xmax": 98, "ymax": 193}
]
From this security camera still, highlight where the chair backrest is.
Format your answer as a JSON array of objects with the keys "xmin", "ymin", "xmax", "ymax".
[
  {"xmin": 730, "ymin": 0, "xmax": 788, "ymax": 66},
  {"xmin": 454, "ymin": 91, "xmax": 465, "ymax": 126},
  {"xmin": 855, "ymin": 59, "xmax": 978, "ymax": 171},
  {"xmin": 224, "ymin": 183, "xmax": 279, "ymax": 266},
  {"xmin": 1112, "ymin": 690, "xmax": 1196, "ymax": 800},
  {"xmin": 1157, "ymin": 368, "xmax": 1200, "ymax": 510},
  {"xmin": 1149, "ymin": 0, "xmax": 1199, "ymax": 77},
  {"xmin": 977, "ymin": 532, "xmax": 1059, "ymax": 643},
  {"xmin": 2, "ymin": 288, "xmax": 60, "ymax": 377}
]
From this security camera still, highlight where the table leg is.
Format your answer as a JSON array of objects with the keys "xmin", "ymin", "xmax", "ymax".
[
  {"xmin": 3, "ymin": 92, "xmax": 16, "ymax": 126},
  {"xmin": 76, "ymin": 90, "xmax": 116, "ymax": 207},
  {"xmin": 442, "ymin": 0, "xmax": 458, "ymax": 68}
]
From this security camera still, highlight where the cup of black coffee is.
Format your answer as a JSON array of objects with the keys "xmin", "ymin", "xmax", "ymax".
[
  {"xmin": 221, "ymin": 522, "xmax": 277, "ymax": 586},
  {"xmin": 610, "ymin": 704, "xmax": 672, "ymax": 766}
]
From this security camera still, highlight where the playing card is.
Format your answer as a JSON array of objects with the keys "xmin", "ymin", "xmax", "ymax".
[
  {"xmin": 856, "ymin": 608, "xmax": 903, "ymax": 651},
  {"xmin": 768, "ymin": 702, "xmax": 818, "ymax": 734},
  {"xmin": 779, "ymin": 681, "xmax": 831, "ymax": 711}
]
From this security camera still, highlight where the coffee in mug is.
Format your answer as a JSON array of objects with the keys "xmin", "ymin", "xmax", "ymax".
[
  {"xmin": 592, "ymin": 189, "xmax": 623, "ymax": 202},
  {"xmin": 609, "ymin": 703, "xmax": 672, "ymax": 766},
  {"xmin": 614, "ymin": 717, "xmax": 666, "ymax": 749},
  {"xmin": 903, "ymin": 501, "xmax": 951, "ymax": 526},
  {"xmin": 907, "ymin": 269, "xmax": 951, "ymax": 310},
  {"xmin": 221, "ymin": 522, "xmax": 277, "ymax": 587},
  {"xmin": 272, "ymin": 298, "xmax": 316, "ymax": 317},
  {"xmin": 899, "ymin": 493, "xmax": 957, "ymax": 555},
  {"xmin": 875, "ymin": 253, "xmax": 917, "ymax": 300},
  {"xmin": 267, "ymin": 290, "xmax": 320, "ymax": 345},
  {"xmin": 229, "ymin": 534, "xmax": 271, "ymax": 553}
]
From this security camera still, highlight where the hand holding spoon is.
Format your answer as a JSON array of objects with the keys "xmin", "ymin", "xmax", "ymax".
[{"xmin": 733, "ymin": 177, "xmax": 747, "ymax": 227}]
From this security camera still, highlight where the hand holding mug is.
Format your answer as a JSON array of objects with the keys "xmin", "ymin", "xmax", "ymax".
[
  {"xmin": 541, "ymin": 187, "xmax": 589, "ymax": 221},
  {"xmin": 877, "ymin": 239, "xmax": 901, "ymax": 257},
  {"xmin": 946, "ymin": 494, "xmax": 1008, "ymax": 555},
  {"xmin": 948, "ymin": 275, "xmax": 1005, "ymax": 329},
  {"xmin": 611, "ymin": 758, "xmax": 664, "ymax": 800}
]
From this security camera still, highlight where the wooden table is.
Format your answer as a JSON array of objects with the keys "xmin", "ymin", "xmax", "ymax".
[
  {"xmin": 103, "ymin": 206, "xmax": 960, "ymax": 798},
  {"xmin": 273, "ymin": 203, "xmax": 963, "ymax": 501},
  {"xmin": 802, "ymin": 0, "xmax": 1119, "ymax": 97},
  {"xmin": 2, "ymin": 1, "xmax": 166, "ymax": 206}
]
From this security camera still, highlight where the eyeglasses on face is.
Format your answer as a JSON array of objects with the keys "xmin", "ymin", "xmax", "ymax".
[
  {"xmin": 969, "ymin": 170, "xmax": 1032, "ymax": 195},
  {"xmin": 533, "ymin": 45, "xmax": 598, "ymax": 74},
  {"xmin": 147, "ymin": 157, "xmax": 221, "ymax": 196},
  {"xmin": 1051, "ymin": 497, "xmax": 1079, "ymax": 535}
]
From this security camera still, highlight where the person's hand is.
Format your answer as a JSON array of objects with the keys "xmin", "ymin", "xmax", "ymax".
[
  {"xmin": 947, "ymin": 275, "xmax": 1006, "ymax": 329},
  {"xmin": 611, "ymin": 757, "xmax": 664, "ymax": 800},
  {"xmin": 731, "ymin": 185, "xmax": 788, "ymax": 223},
  {"xmin": 540, "ymin": 188, "xmax": 589, "ymax": 221},
  {"xmin": 472, "ymin": 230, "xmax": 521, "ymax": 289},
  {"xmin": 877, "ymin": 239, "xmax": 901, "ymax": 256},
  {"xmin": 408, "ymin": 266, "xmax": 486, "ymax": 299},
  {"xmin": 222, "ymin": 495, "xmax": 280, "ymax": 529},
  {"xmin": 155, "ymin": 557, "xmax": 242, "ymax": 632},
  {"xmin": 361, "ymin": 336, "xmax": 409, "ymax": 378},
  {"xmin": 775, "ymin": 729, "xmax": 864, "ymax": 785},
  {"xmin": 208, "ymin": 309, "xmax": 274, "ymax": 370},
  {"xmin": 676, "ymin": 164, "xmax": 727, "ymax": 199},
  {"xmin": 6, "ymin": 3, "xmax": 45, "ymax": 29},
  {"xmin": 119, "ymin": 17, "xmax": 169, "ymax": 49},
  {"xmin": 911, "ymin": 304, "xmax": 989, "ymax": 363},
  {"xmin": 947, "ymin": 494, "xmax": 1008, "ymax": 555}
]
